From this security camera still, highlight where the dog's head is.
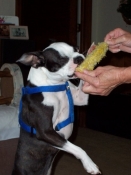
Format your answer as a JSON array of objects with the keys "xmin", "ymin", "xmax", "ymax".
[{"xmin": 18, "ymin": 42, "xmax": 84, "ymax": 84}]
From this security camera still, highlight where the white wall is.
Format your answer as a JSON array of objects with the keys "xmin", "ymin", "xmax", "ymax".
[
  {"xmin": 92, "ymin": 0, "xmax": 131, "ymax": 43},
  {"xmin": 0, "ymin": 0, "xmax": 15, "ymax": 15}
]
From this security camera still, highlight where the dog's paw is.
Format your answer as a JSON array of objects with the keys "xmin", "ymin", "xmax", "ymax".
[
  {"xmin": 82, "ymin": 155, "xmax": 101, "ymax": 174},
  {"xmin": 85, "ymin": 162, "xmax": 101, "ymax": 174}
]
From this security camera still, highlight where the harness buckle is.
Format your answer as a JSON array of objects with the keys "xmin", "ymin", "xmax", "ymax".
[{"xmin": 66, "ymin": 85, "xmax": 70, "ymax": 90}]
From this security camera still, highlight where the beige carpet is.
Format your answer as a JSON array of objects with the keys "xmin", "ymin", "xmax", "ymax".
[{"xmin": 0, "ymin": 127, "xmax": 131, "ymax": 175}]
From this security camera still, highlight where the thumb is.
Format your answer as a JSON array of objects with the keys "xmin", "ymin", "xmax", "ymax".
[{"xmin": 75, "ymin": 71, "xmax": 98, "ymax": 86}]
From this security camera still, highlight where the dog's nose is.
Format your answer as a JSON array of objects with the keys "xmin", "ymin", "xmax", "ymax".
[{"xmin": 74, "ymin": 56, "xmax": 84, "ymax": 65}]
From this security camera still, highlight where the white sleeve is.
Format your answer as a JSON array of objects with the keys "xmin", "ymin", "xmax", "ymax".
[{"xmin": 68, "ymin": 80, "xmax": 89, "ymax": 106}]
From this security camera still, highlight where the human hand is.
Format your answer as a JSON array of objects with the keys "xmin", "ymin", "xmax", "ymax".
[
  {"xmin": 75, "ymin": 66, "xmax": 125, "ymax": 96},
  {"xmin": 104, "ymin": 28, "xmax": 131, "ymax": 53}
]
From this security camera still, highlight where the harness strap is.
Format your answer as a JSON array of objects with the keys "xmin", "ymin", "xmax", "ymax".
[{"xmin": 19, "ymin": 82, "xmax": 74, "ymax": 134}]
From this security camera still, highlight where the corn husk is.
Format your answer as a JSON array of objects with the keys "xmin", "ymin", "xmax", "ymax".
[{"xmin": 76, "ymin": 42, "xmax": 108, "ymax": 71}]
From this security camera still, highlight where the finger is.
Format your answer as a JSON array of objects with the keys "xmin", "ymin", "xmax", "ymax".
[
  {"xmin": 83, "ymin": 70, "xmax": 96, "ymax": 77},
  {"xmin": 83, "ymin": 81, "xmax": 90, "ymax": 86},
  {"xmin": 75, "ymin": 71, "xmax": 98, "ymax": 85},
  {"xmin": 82, "ymin": 84, "xmax": 99, "ymax": 95},
  {"xmin": 104, "ymin": 28, "xmax": 125, "ymax": 42},
  {"xmin": 84, "ymin": 67, "xmax": 106, "ymax": 77},
  {"xmin": 120, "ymin": 45, "xmax": 131, "ymax": 53},
  {"xmin": 109, "ymin": 48, "xmax": 121, "ymax": 53},
  {"xmin": 76, "ymin": 69, "xmax": 102, "ymax": 78},
  {"xmin": 106, "ymin": 35, "xmax": 126, "ymax": 46},
  {"xmin": 104, "ymin": 32, "xmax": 116, "ymax": 41},
  {"xmin": 108, "ymin": 44, "xmax": 121, "ymax": 53},
  {"xmin": 82, "ymin": 84, "xmax": 110, "ymax": 96},
  {"xmin": 75, "ymin": 71, "xmax": 86, "ymax": 78},
  {"xmin": 75, "ymin": 71, "xmax": 92, "ymax": 81},
  {"xmin": 109, "ymin": 43, "xmax": 121, "ymax": 48}
]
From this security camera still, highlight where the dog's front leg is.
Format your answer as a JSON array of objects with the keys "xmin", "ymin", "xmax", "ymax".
[
  {"xmin": 38, "ymin": 130, "xmax": 100, "ymax": 174},
  {"xmin": 36, "ymin": 127, "xmax": 100, "ymax": 174},
  {"xmin": 57, "ymin": 140, "xmax": 101, "ymax": 174}
]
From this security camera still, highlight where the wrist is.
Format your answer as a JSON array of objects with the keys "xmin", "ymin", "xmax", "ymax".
[{"xmin": 119, "ymin": 67, "xmax": 131, "ymax": 84}]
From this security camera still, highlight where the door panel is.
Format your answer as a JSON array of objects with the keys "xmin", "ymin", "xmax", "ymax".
[{"xmin": 16, "ymin": 0, "xmax": 77, "ymax": 50}]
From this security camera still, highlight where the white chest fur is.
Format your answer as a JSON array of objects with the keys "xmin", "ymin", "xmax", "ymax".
[
  {"xmin": 42, "ymin": 91, "xmax": 69, "ymax": 129},
  {"xmin": 42, "ymin": 90, "xmax": 74, "ymax": 139}
]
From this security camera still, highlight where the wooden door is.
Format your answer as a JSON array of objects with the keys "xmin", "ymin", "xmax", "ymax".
[
  {"xmin": 15, "ymin": 0, "xmax": 92, "ymax": 127},
  {"xmin": 16, "ymin": 0, "xmax": 78, "ymax": 50}
]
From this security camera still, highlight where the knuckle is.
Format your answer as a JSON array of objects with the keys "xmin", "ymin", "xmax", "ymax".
[{"xmin": 94, "ymin": 80, "xmax": 99, "ymax": 87}]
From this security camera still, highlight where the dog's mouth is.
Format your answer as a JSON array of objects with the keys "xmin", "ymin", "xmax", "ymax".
[
  {"xmin": 68, "ymin": 64, "xmax": 80, "ymax": 78},
  {"xmin": 68, "ymin": 73, "xmax": 75, "ymax": 78},
  {"xmin": 67, "ymin": 62, "xmax": 82, "ymax": 78}
]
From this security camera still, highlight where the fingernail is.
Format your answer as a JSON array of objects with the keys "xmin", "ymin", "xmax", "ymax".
[{"xmin": 105, "ymin": 40, "xmax": 111, "ymax": 44}]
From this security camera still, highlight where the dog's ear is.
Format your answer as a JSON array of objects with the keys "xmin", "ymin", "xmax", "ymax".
[{"xmin": 17, "ymin": 51, "xmax": 44, "ymax": 67}]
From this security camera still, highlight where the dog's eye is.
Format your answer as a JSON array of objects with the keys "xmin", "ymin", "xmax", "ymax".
[
  {"xmin": 47, "ymin": 63, "xmax": 60, "ymax": 72},
  {"xmin": 51, "ymin": 64, "xmax": 60, "ymax": 72}
]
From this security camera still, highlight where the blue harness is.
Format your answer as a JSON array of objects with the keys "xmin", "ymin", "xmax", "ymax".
[{"xmin": 19, "ymin": 82, "xmax": 74, "ymax": 134}]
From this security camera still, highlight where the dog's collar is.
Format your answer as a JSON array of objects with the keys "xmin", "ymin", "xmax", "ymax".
[{"xmin": 19, "ymin": 82, "xmax": 74, "ymax": 134}]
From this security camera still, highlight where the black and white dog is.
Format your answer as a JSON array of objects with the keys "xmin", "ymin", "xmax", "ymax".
[{"xmin": 12, "ymin": 42, "xmax": 100, "ymax": 175}]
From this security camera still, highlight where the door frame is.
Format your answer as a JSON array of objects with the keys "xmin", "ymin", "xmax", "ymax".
[{"xmin": 80, "ymin": 0, "xmax": 92, "ymax": 52}]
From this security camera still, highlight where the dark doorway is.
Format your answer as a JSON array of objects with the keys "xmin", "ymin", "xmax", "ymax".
[{"xmin": 15, "ymin": 0, "xmax": 92, "ymax": 51}]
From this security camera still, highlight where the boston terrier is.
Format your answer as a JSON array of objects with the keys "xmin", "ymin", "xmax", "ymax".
[{"xmin": 12, "ymin": 42, "xmax": 100, "ymax": 175}]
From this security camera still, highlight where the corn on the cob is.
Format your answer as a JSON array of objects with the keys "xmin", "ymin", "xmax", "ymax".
[{"xmin": 76, "ymin": 42, "xmax": 108, "ymax": 71}]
